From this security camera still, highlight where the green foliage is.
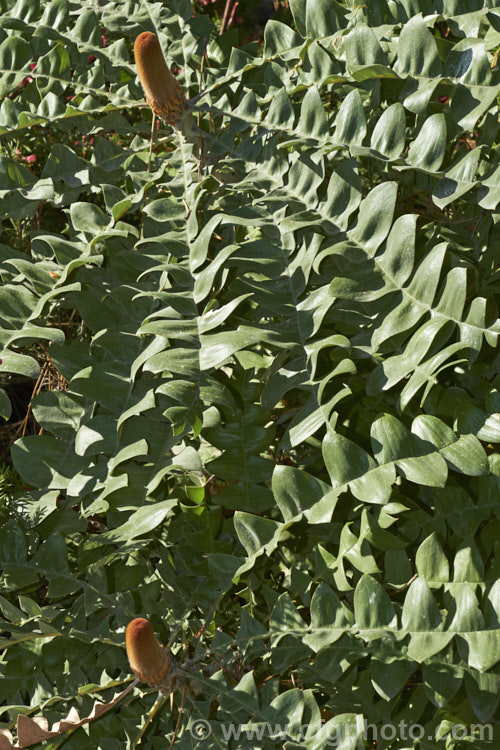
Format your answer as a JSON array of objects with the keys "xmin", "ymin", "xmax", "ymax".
[
  {"xmin": 0, "ymin": 0, "xmax": 500, "ymax": 747},
  {"xmin": 0, "ymin": 463, "xmax": 24, "ymax": 524}
]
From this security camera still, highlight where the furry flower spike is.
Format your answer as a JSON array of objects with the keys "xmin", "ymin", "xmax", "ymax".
[
  {"xmin": 125, "ymin": 617, "xmax": 170, "ymax": 687},
  {"xmin": 134, "ymin": 31, "xmax": 186, "ymax": 125}
]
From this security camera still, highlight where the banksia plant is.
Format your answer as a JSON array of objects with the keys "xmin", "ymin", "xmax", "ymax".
[
  {"xmin": 125, "ymin": 618, "xmax": 171, "ymax": 688},
  {"xmin": 134, "ymin": 31, "xmax": 186, "ymax": 125}
]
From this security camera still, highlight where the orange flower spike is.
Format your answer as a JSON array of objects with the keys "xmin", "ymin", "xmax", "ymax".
[
  {"xmin": 125, "ymin": 618, "xmax": 170, "ymax": 687},
  {"xmin": 134, "ymin": 31, "xmax": 186, "ymax": 125}
]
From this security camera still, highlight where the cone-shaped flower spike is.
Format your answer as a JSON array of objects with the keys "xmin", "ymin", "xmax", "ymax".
[
  {"xmin": 125, "ymin": 618, "xmax": 170, "ymax": 687},
  {"xmin": 134, "ymin": 32, "xmax": 186, "ymax": 125}
]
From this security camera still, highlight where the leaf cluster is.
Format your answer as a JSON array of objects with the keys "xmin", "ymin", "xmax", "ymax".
[{"xmin": 0, "ymin": 0, "xmax": 500, "ymax": 747}]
